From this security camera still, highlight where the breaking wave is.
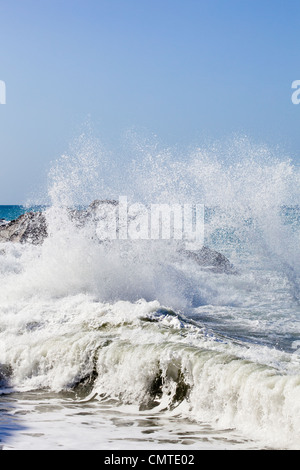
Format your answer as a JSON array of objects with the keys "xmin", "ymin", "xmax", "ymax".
[{"xmin": 0, "ymin": 131, "xmax": 300, "ymax": 449}]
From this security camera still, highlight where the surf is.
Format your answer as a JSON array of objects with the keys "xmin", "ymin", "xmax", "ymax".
[{"xmin": 0, "ymin": 130, "xmax": 300, "ymax": 449}]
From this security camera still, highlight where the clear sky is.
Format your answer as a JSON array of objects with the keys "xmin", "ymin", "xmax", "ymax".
[{"xmin": 0, "ymin": 0, "xmax": 300, "ymax": 204}]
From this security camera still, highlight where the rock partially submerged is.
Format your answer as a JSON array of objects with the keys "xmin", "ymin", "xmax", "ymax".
[
  {"xmin": 0, "ymin": 201, "xmax": 234, "ymax": 273},
  {"xmin": 180, "ymin": 246, "xmax": 234, "ymax": 274},
  {"xmin": 0, "ymin": 211, "xmax": 47, "ymax": 245}
]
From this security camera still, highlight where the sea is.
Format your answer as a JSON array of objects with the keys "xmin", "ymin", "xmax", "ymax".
[{"xmin": 0, "ymin": 134, "xmax": 300, "ymax": 450}]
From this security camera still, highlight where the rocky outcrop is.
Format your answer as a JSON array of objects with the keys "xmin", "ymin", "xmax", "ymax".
[
  {"xmin": 0, "ymin": 211, "xmax": 47, "ymax": 245},
  {"xmin": 0, "ymin": 201, "xmax": 234, "ymax": 273},
  {"xmin": 180, "ymin": 246, "xmax": 234, "ymax": 273},
  {"xmin": 0, "ymin": 200, "xmax": 119, "ymax": 245}
]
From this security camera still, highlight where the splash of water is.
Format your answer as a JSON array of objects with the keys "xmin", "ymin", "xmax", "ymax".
[
  {"xmin": 2, "ymin": 131, "xmax": 299, "ymax": 306},
  {"xmin": 1, "ymin": 131, "xmax": 300, "ymax": 450},
  {"xmin": 46, "ymin": 131, "xmax": 300, "ymax": 293}
]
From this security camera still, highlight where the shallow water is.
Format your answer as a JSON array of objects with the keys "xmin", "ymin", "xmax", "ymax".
[{"xmin": 0, "ymin": 391, "xmax": 268, "ymax": 450}]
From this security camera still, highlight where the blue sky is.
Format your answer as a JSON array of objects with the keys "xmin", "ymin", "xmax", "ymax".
[{"xmin": 0, "ymin": 0, "xmax": 300, "ymax": 203}]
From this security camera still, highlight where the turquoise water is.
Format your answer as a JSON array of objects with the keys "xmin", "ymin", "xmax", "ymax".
[{"xmin": 0, "ymin": 206, "xmax": 46, "ymax": 222}]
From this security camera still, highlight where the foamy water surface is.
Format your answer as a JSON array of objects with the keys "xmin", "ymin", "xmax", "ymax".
[{"xmin": 0, "ymin": 133, "xmax": 300, "ymax": 450}]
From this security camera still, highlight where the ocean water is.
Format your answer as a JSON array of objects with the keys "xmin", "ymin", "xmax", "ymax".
[
  {"xmin": 0, "ymin": 205, "xmax": 35, "ymax": 223},
  {"xmin": 0, "ymin": 134, "xmax": 300, "ymax": 450}
]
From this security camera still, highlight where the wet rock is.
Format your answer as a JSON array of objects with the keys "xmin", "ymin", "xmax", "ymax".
[
  {"xmin": 0, "ymin": 211, "xmax": 47, "ymax": 245},
  {"xmin": 0, "ymin": 201, "xmax": 118, "ymax": 244},
  {"xmin": 0, "ymin": 201, "xmax": 234, "ymax": 273},
  {"xmin": 181, "ymin": 246, "xmax": 235, "ymax": 273}
]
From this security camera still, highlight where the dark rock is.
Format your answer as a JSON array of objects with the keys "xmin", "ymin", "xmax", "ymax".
[
  {"xmin": 181, "ymin": 246, "xmax": 235, "ymax": 273},
  {"xmin": 0, "ymin": 211, "xmax": 47, "ymax": 245},
  {"xmin": 0, "ymin": 201, "xmax": 116, "ymax": 245},
  {"xmin": 0, "ymin": 201, "xmax": 234, "ymax": 273}
]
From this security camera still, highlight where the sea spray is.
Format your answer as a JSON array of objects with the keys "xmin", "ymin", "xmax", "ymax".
[{"xmin": 0, "ymin": 131, "xmax": 300, "ymax": 449}]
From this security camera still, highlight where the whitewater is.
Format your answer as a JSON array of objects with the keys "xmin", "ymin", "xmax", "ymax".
[{"xmin": 0, "ymin": 133, "xmax": 300, "ymax": 450}]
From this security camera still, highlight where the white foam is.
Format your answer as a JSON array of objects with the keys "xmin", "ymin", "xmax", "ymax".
[{"xmin": 1, "ymin": 131, "xmax": 300, "ymax": 449}]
